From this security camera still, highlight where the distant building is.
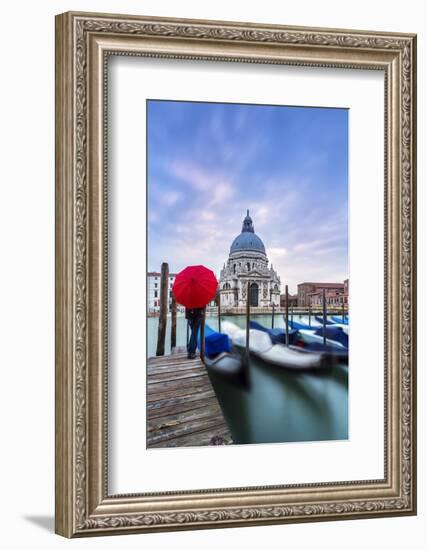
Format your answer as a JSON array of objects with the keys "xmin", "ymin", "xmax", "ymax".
[
  {"xmin": 297, "ymin": 280, "xmax": 349, "ymax": 308},
  {"xmin": 280, "ymin": 293, "xmax": 298, "ymax": 307},
  {"xmin": 219, "ymin": 210, "xmax": 281, "ymax": 308},
  {"xmin": 147, "ymin": 271, "xmax": 179, "ymax": 313}
]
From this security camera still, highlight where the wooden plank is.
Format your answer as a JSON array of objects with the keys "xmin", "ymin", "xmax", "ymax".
[
  {"xmin": 147, "ymin": 397, "xmax": 219, "ymax": 420},
  {"xmin": 147, "ymin": 357, "xmax": 191, "ymax": 367},
  {"xmin": 151, "ymin": 426, "xmax": 232, "ymax": 448},
  {"xmin": 147, "ymin": 375, "xmax": 210, "ymax": 393},
  {"xmin": 147, "ymin": 363, "xmax": 205, "ymax": 375},
  {"xmin": 148, "ymin": 357, "xmax": 196, "ymax": 366},
  {"xmin": 148, "ymin": 363, "xmax": 205, "ymax": 375},
  {"xmin": 147, "ymin": 385, "xmax": 211, "ymax": 403},
  {"xmin": 147, "ymin": 389, "xmax": 215, "ymax": 412},
  {"xmin": 147, "ymin": 370, "xmax": 210, "ymax": 384},
  {"xmin": 148, "ymin": 402, "xmax": 223, "ymax": 432},
  {"xmin": 149, "ymin": 357, "xmax": 199, "ymax": 365},
  {"xmin": 148, "ymin": 417, "xmax": 229, "ymax": 446}
]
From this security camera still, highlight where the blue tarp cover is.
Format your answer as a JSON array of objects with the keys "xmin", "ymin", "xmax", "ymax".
[
  {"xmin": 315, "ymin": 316, "xmax": 334, "ymax": 325},
  {"xmin": 249, "ymin": 320, "xmax": 298, "ymax": 345},
  {"xmin": 331, "ymin": 315, "xmax": 349, "ymax": 325},
  {"xmin": 314, "ymin": 326, "xmax": 348, "ymax": 348},
  {"xmin": 288, "ymin": 319, "xmax": 315, "ymax": 330},
  {"xmin": 198, "ymin": 324, "xmax": 231, "ymax": 357}
]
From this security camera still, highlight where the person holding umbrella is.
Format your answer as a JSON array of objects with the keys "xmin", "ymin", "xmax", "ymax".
[
  {"xmin": 172, "ymin": 265, "xmax": 218, "ymax": 360},
  {"xmin": 185, "ymin": 306, "xmax": 205, "ymax": 359}
]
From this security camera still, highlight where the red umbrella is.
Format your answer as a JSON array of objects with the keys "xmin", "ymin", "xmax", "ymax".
[{"xmin": 172, "ymin": 265, "xmax": 218, "ymax": 309}]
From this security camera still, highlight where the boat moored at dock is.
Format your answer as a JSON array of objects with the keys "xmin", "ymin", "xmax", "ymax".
[
  {"xmin": 222, "ymin": 321, "xmax": 326, "ymax": 371},
  {"xmin": 197, "ymin": 324, "xmax": 245, "ymax": 385}
]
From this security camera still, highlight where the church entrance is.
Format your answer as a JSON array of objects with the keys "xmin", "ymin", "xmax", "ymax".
[{"xmin": 250, "ymin": 282, "xmax": 259, "ymax": 307}]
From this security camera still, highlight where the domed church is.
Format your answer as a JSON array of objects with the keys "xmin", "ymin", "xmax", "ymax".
[{"xmin": 219, "ymin": 210, "xmax": 281, "ymax": 308}]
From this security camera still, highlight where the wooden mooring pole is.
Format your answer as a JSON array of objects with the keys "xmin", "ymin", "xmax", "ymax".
[
  {"xmin": 156, "ymin": 262, "xmax": 169, "ymax": 356},
  {"xmin": 271, "ymin": 302, "xmax": 275, "ymax": 328},
  {"xmin": 246, "ymin": 281, "xmax": 251, "ymax": 363},
  {"xmin": 217, "ymin": 291, "xmax": 221, "ymax": 333},
  {"xmin": 285, "ymin": 284, "xmax": 289, "ymax": 346},
  {"xmin": 322, "ymin": 288, "xmax": 327, "ymax": 347},
  {"xmin": 308, "ymin": 303, "xmax": 312, "ymax": 327},
  {"xmin": 342, "ymin": 302, "xmax": 345, "ymax": 323},
  {"xmin": 200, "ymin": 307, "xmax": 206, "ymax": 362},
  {"xmin": 170, "ymin": 294, "xmax": 177, "ymax": 351}
]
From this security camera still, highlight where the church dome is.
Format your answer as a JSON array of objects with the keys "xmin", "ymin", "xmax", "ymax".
[
  {"xmin": 230, "ymin": 210, "xmax": 266, "ymax": 255},
  {"xmin": 230, "ymin": 233, "xmax": 266, "ymax": 254}
]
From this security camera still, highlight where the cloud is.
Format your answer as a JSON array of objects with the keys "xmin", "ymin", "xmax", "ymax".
[
  {"xmin": 209, "ymin": 181, "xmax": 235, "ymax": 205},
  {"xmin": 293, "ymin": 239, "xmax": 325, "ymax": 253},
  {"xmin": 162, "ymin": 190, "xmax": 182, "ymax": 206},
  {"xmin": 199, "ymin": 210, "xmax": 215, "ymax": 221},
  {"xmin": 267, "ymin": 247, "xmax": 288, "ymax": 257},
  {"xmin": 168, "ymin": 161, "xmax": 213, "ymax": 191}
]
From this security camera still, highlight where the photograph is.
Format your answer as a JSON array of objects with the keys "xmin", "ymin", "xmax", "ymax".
[{"xmin": 146, "ymin": 99, "xmax": 349, "ymax": 448}]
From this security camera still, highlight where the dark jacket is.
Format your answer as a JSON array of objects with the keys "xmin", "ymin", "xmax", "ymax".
[{"xmin": 185, "ymin": 307, "xmax": 205, "ymax": 320}]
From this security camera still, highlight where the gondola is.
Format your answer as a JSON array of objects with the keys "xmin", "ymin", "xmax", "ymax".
[
  {"xmin": 314, "ymin": 315, "xmax": 335, "ymax": 325},
  {"xmin": 221, "ymin": 321, "xmax": 325, "ymax": 371},
  {"xmin": 255, "ymin": 319, "xmax": 348, "ymax": 350},
  {"xmin": 249, "ymin": 320, "xmax": 299, "ymax": 345},
  {"xmin": 331, "ymin": 315, "xmax": 349, "ymax": 325},
  {"xmin": 289, "ymin": 318, "xmax": 348, "ymax": 335},
  {"xmin": 197, "ymin": 324, "xmax": 244, "ymax": 384},
  {"xmin": 305, "ymin": 326, "xmax": 348, "ymax": 348},
  {"xmin": 290, "ymin": 317, "xmax": 348, "ymax": 335},
  {"xmin": 251, "ymin": 320, "xmax": 349, "ymax": 364},
  {"xmin": 288, "ymin": 319, "xmax": 317, "ymax": 331},
  {"xmin": 295, "ymin": 329, "xmax": 348, "ymax": 364}
]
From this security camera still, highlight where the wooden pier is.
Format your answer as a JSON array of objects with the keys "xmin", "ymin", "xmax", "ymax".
[{"xmin": 147, "ymin": 347, "xmax": 233, "ymax": 448}]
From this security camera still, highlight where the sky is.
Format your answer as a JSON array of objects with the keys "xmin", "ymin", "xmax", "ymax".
[{"xmin": 147, "ymin": 100, "xmax": 348, "ymax": 294}]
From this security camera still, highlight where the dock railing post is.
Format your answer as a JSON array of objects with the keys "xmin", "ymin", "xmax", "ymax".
[
  {"xmin": 271, "ymin": 301, "xmax": 275, "ymax": 328},
  {"xmin": 246, "ymin": 281, "xmax": 250, "ymax": 363},
  {"xmin": 171, "ymin": 294, "xmax": 177, "ymax": 351},
  {"xmin": 200, "ymin": 307, "xmax": 206, "ymax": 362},
  {"xmin": 322, "ymin": 288, "xmax": 327, "ymax": 347},
  {"xmin": 156, "ymin": 262, "xmax": 169, "ymax": 356},
  {"xmin": 285, "ymin": 284, "xmax": 289, "ymax": 346}
]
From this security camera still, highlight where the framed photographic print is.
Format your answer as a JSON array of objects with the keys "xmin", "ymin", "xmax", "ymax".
[{"xmin": 55, "ymin": 11, "xmax": 417, "ymax": 537}]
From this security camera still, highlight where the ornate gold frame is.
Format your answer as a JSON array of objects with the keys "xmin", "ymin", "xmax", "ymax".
[{"xmin": 55, "ymin": 11, "xmax": 417, "ymax": 537}]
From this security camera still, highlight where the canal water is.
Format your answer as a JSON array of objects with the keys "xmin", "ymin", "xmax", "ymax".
[{"xmin": 147, "ymin": 314, "xmax": 348, "ymax": 445}]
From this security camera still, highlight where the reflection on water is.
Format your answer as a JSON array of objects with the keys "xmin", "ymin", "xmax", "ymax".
[
  {"xmin": 147, "ymin": 314, "xmax": 348, "ymax": 444},
  {"xmin": 211, "ymin": 355, "xmax": 348, "ymax": 444}
]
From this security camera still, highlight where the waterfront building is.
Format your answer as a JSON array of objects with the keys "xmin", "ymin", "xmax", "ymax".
[
  {"xmin": 280, "ymin": 293, "xmax": 298, "ymax": 308},
  {"xmin": 297, "ymin": 280, "xmax": 349, "ymax": 308},
  {"xmin": 147, "ymin": 271, "xmax": 180, "ymax": 313},
  {"xmin": 219, "ymin": 210, "xmax": 281, "ymax": 308}
]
